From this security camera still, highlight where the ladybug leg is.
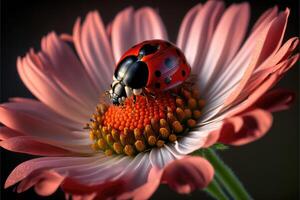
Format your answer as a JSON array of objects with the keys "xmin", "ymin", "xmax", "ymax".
[{"xmin": 141, "ymin": 89, "xmax": 150, "ymax": 105}]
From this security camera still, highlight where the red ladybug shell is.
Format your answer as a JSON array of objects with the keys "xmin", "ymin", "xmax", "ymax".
[{"xmin": 116, "ymin": 40, "xmax": 191, "ymax": 92}]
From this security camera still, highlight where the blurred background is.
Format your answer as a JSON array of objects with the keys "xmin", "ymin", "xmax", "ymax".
[{"xmin": 1, "ymin": 0, "xmax": 299, "ymax": 199}]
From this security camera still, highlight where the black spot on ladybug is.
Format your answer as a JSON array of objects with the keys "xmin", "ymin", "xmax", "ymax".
[
  {"xmin": 155, "ymin": 70, "xmax": 161, "ymax": 77},
  {"xmin": 165, "ymin": 77, "xmax": 172, "ymax": 84},
  {"xmin": 154, "ymin": 82, "xmax": 161, "ymax": 89},
  {"xmin": 164, "ymin": 57, "xmax": 177, "ymax": 68},
  {"xmin": 181, "ymin": 70, "xmax": 186, "ymax": 77},
  {"xmin": 138, "ymin": 44, "xmax": 159, "ymax": 58}
]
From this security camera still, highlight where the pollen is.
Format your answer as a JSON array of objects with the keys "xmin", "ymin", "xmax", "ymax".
[{"xmin": 87, "ymin": 86, "xmax": 205, "ymax": 157}]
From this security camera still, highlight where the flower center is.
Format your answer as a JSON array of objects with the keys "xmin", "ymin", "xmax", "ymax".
[{"xmin": 87, "ymin": 86, "xmax": 205, "ymax": 156}]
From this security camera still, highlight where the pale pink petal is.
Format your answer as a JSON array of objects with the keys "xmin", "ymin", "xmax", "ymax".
[
  {"xmin": 201, "ymin": 10, "xmax": 291, "ymax": 123},
  {"xmin": 0, "ymin": 106, "xmax": 92, "ymax": 153},
  {"xmin": 214, "ymin": 54, "xmax": 299, "ymax": 120},
  {"xmin": 111, "ymin": 7, "xmax": 134, "ymax": 62},
  {"xmin": 223, "ymin": 9, "xmax": 290, "ymax": 108},
  {"xmin": 230, "ymin": 54, "xmax": 299, "ymax": 109},
  {"xmin": 218, "ymin": 109, "xmax": 273, "ymax": 145},
  {"xmin": 5, "ymin": 98, "xmax": 81, "ymax": 130},
  {"xmin": 0, "ymin": 105, "xmax": 84, "ymax": 140},
  {"xmin": 111, "ymin": 7, "xmax": 168, "ymax": 62},
  {"xmin": 0, "ymin": 136, "xmax": 75, "ymax": 156},
  {"xmin": 17, "ymin": 54, "xmax": 89, "ymax": 124},
  {"xmin": 112, "ymin": 153, "xmax": 152, "ymax": 189},
  {"xmin": 134, "ymin": 7, "xmax": 168, "ymax": 43},
  {"xmin": 204, "ymin": 6, "xmax": 279, "ymax": 103},
  {"xmin": 200, "ymin": 3, "xmax": 250, "ymax": 91},
  {"xmin": 174, "ymin": 121, "xmax": 223, "ymax": 154},
  {"xmin": 73, "ymin": 11, "xmax": 115, "ymax": 93},
  {"xmin": 39, "ymin": 32, "xmax": 98, "ymax": 110},
  {"xmin": 178, "ymin": 1, "xmax": 224, "ymax": 74},
  {"xmin": 162, "ymin": 156, "xmax": 214, "ymax": 194},
  {"xmin": 149, "ymin": 145, "xmax": 179, "ymax": 169},
  {"xmin": 242, "ymin": 53, "xmax": 298, "ymax": 96},
  {"xmin": 65, "ymin": 154, "xmax": 148, "ymax": 188},
  {"xmin": 5, "ymin": 153, "xmax": 154, "ymax": 199},
  {"xmin": 176, "ymin": 3, "xmax": 202, "ymax": 50}
]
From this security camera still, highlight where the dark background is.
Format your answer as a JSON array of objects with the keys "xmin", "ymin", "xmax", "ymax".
[{"xmin": 1, "ymin": 0, "xmax": 299, "ymax": 199}]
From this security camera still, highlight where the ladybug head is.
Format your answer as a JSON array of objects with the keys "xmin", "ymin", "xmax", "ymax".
[
  {"xmin": 109, "ymin": 78, "xmax": 144, "ymax": 105},
  {"xmin": 109, "ymin": 59, "xmax": 149, "ymax": 105},
  {"xmin": 109, "ymin": 42, "xmax": 160, "ymax": 105}
]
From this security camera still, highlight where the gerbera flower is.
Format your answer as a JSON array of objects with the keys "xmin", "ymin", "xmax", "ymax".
[{"xmin": 1, "ymin": 0, "xmax": 298, "ymax": 199}]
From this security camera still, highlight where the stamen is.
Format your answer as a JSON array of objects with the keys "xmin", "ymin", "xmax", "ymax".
[{"xmin": 87, "ymin": 86, "xmax": 205, "ymax": 156}]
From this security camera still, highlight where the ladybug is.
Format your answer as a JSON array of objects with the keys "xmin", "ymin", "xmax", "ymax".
[{"xmin": 109, "ymin": 40, "xmax": 191, "ymax": 105}]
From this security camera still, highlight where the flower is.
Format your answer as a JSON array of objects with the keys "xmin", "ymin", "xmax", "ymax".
[{"xmin": 0, "ymin": 0, "xmax": 298, "ymax": 199}]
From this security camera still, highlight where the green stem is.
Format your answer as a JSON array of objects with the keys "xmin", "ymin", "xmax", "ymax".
[
  {"xmin": 205, "ymin": 149, "xmax": 252, "ymax": 200},
  {"xmin": 205, "ymin": 178, "xmax": 230, "ymax": 200}
]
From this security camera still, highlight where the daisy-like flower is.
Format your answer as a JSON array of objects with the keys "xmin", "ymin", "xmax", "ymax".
[{"xmin": 1, "ymin": 1, "xmax": 298, "ymax": 199}]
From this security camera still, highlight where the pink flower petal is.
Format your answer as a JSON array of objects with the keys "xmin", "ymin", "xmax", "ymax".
[
  {"xmin": 204, "ymin": 6, "xmax": 279, "ymax": 105},
  {"xmin": 73, "ymin": 11, "xmax": 115, "ymax": 93},
  {"xmin": 0, "ymin": 136, "xmax": 74, "ymax": 156},
  {"xmin": 178, "ymin": 1, "xmax": 224, "ymax": 75},
  {"xmin": 111, "ymin": 7, "xmax": 168, "ymax": 62},
  {"xmin": 5, "ymin": 156, "xmax": 102, "ymax": 189},
  {"xmin": 223, "ymin": 9, "xmax": 290, "ymax": 108},
  {"xmin": 200, "ymin": 2, "xmax": 250, "ymax": 92},
  {"xmin": 117, "ymin": 167, "xmax": 163, "ymax": 200},
  {"xmin": 39, "ymin": 32, "xmax": 98, "ymax": 111},
  {"xmin": 5, "ymin": 153, "xmax": 154, "ymax": 199},
  {"xmin": 216, "ymin": 54, "xmax": 299, "ymax": 119},
  {"xmin": 16, "ymin": 170, "xmax": 65, "ymax": 196},
  {"xmin": 260, "ymin": 37, "xmax": 298, "ymax": 70},
  {"xmin": 176, "ymin": 3, "xmax": 202, "ymax": 51},
  {"xmin": 0, "ymin": 127, "xmax": 23, "ymax": 140},
  {"xmin": 17, "ymin": 53, "xmax": 89, "ymax": 123},
  {"xmin": 0, "ymin": 105, "xmax": 92, "ymax": 153},
  {"xmin": 201, "ymin": 9, "xmax": 291, "ymax": 123},
  {"xmin": 62, "ymin": 178, "xmax": 124, "ymax": 199},
  {"xmin": 134, "ymin": 7, "xmax": 168, "ymax": 44},
  {"xmin": 254, "ymin": 88, "xmax": 295, "ymax": 112},
  {"xmin": 218, "ymin": 109, "xmax": 273, "ymax": 145},
  {"xmin": 149, "ymin": 145, "xmax": 179, "ymax": 169},
  {"xmin": 251, "ymin": 6, "xmax": 278, "ymax": 32},
  {"xmin": 203, "ymin": 130, "xmax": 221, "ymax": 148},
  {"xmin": 5, "ymin": 98, "xmax": 81, "ymax": 130},
  {"xmin": 162, "ymin": 156, "xmax": 214, "ymax": 194},
  {"xmin": 175, "ymin": 121, "xmax": 223, "ymax": 154}
]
